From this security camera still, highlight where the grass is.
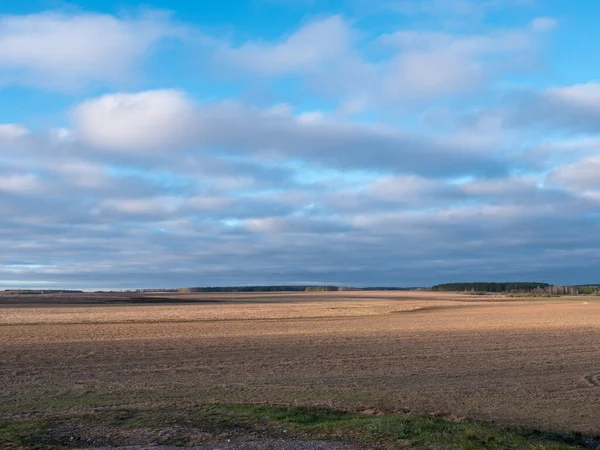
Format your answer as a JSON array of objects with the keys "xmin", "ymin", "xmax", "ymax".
[
  {"xmin": 0, "ymin": 420, "xmax": 50, "ymax": 449},
  {"xmin": 196, "ymin": 404, "xmax": 593, "ymax": 449},
  {"xmin": 1, "ymin": 403, "xmax": 595, "ymax": 449}
]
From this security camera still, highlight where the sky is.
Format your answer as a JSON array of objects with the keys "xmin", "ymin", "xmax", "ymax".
[{"xmin": 1, "ymin": 0, "xmax": 600, "ymax": 289}]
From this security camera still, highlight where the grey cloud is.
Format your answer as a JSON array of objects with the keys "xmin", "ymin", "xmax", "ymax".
[
  {"xmin": 4, "ymin": 4, "xmax": 600, "ymax": 290},
  {"xmin": 512, "ymin": 83, "xmax": 600, "ymax": 133},
  {"xmin": 7, "ymin": 200, "xmax": 599, "ymax": 289},
  {"xmin": 3, "ymin": 85, "xmax": 600, "ymax": 289},
  {"xmin": 3, "ymin": 199, "xmax": 600, "ymax": 289},
  {"xmin": 547, "ymin": 157, "xmax": 600, "ymax": 195}
]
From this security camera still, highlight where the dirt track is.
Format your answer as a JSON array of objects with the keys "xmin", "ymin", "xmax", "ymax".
[{"xmin": 1, "ymin": 291, "xmax": 599, "ymax": 434}]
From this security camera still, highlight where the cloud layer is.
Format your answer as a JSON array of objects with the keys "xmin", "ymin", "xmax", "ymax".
[{"xmin": 2, "ymin": 2, "xmax": 600, "ymax": 289}]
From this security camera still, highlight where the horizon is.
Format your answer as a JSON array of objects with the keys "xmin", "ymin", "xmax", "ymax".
[
  {"xmin": 4, "ymin": 280, "xmax": 595, "ymax": 293},
  {"xmin": 2, "ymin": 1, "xmax": 600, "ymax": 289}
]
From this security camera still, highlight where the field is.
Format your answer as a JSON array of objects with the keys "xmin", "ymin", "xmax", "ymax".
[{"xmin": 1, "ymin": 291, "xmax": 599, "ymax": 449}]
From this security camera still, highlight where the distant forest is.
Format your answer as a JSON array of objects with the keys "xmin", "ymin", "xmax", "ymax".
[
  {"xmin": 432, "ymin": 282, "xmax": 550, "ymax": 292},
  {"xmin": 5, "ymin": 284, "xmax": 600, "ymax": 296},
  {"xmin": 180, "ymin": 286, "xmax": 418, "ymax": 292},
  {"xmin": 180, "ymin": 286, "xmax": 341, "ymax": 292},
  {"xmin": 431, "ymin": 282, "xmax": 599, "ymax": 295},
  {"xmin": 2, "ymin": 289, "xmax": 84, "ymax": 294}
]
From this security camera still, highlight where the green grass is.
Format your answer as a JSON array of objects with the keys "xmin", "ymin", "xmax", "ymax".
[
  {"xmin": 0, "ymin": 420, "xmax": 50, "ymax": 449},
  {"xmin": 193, "ymin": 404, "xmax": 593, "ymax": 449},
  {"xmin": 1, "ymin": 403, "xmax": 596, "ymax": 449}
]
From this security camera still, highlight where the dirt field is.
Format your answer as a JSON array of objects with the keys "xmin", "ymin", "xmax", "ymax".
[{"xmin": 1, "ymin": 291, "xmax": 599, "ymax": 444}]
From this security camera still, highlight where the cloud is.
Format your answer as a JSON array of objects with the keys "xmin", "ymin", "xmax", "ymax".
[
  {"xmin": 0, "ymin": 124, "xmax": 29, "ymax": 142},
  {"xmin": 1, "ymin": 115, "xmax": 600, "ymax": 288},
  {"xmin": 513, "ymin": 83, "xmax": 600, "ymax": 133},
  {"xmin": 548, "ymin": 157, "xmax": 600, "ymax": 194},
  {"xmin": 242, "ymin": 216, "xmax": 350, "ymax": 234},
  {"xmin": 321, "ymin": 175, "xmax": 460, "ymax": 212},
  {"xmin": 1, "ymin": 5, "xmax": 599, "ymax": 289},
  {"xmin": 530, "ymin": 17, "xmax": 557, "ymax": 32},
  {"xmin": 373, "ymin": 24, "xmax": 546, "ymax": 102},
  {"xmin": 74, "ymin": 90, "xmax": 195, "ymax": 152},
  {"xmin": 215, "ymin": 16, "xmax": 354, "ymax": 76},
  {"xmin": 214, "ymin": 14, "xmax": 554, "ymax": 111},
  {"xmin": 98, "ymin": 196, "xmax": 183, "ymax": 217},
  {"xmin": 214, "ymin": 15, "xmax": 373, "ymax": 108},
  {"xmin": 192, "ymin": 7, "xmax": 556, "ymax": 112},
  {"xmin": 524, "ymin": 137, "xmax": 600, "ymax": 170},
  {"xmin": 0, "ymin": 11, "xmax": 180, "ymax": 90},
  {"xmin": 50, "ymin": 160, "xmax": 110, "ymax": 189},
  {"xmin": 546, "ymin": 83, "xmax": 600, "ymax": 112},
  {"xmin": 70, "ymin": 90, "xmax": 507, "ymax": 178},
  {"xmin": 0, "ymin": 174, "xmax": 41, "ymax": 194}
]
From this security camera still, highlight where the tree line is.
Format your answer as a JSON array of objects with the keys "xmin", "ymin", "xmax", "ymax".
[
  {"xmin": 432, "ymin": 282, "xmax": 550, "ymax": 293},
  {"xmin": 431, "ymin": 282, "xmax": 597, "ymax": 295},
  {"xmin": 2, "ymin": 289, "xmax": 84, "ymax": 294},
  {"xmin": 180, "ymin": 286, "xmax": 342, "ymax": 293}
]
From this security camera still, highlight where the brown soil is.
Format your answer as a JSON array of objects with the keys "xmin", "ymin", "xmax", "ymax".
[{"xmin": 1, "ymin": 291, "xmax": 599, "ymax": 435}]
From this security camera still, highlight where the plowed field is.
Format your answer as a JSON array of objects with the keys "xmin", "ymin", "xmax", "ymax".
[{"xmin": 1, "ymin": 291, "xmax": 599, "ymax": 435}]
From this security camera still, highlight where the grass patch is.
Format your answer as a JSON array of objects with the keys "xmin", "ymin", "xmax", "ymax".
[
  {"xmin": 0, "ymin": 420, "xmax": 50, "ymax": 449},
  {"xmin": 1, "ymin": 404, "xmax": 596, "ymax": 449},
  {"xmin": 194, "ymin": 404, "xmax": 594, "ymax": 449}
]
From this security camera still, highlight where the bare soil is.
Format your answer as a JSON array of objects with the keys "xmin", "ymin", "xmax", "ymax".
[{"xmin": 1, "ymin": 291, "xmax": 599, "ymax": 438}]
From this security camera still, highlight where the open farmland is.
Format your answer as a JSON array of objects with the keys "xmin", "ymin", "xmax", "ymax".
[{"xmin": 1, "ymin": 291, "xmax": 599, "ymax": 448}]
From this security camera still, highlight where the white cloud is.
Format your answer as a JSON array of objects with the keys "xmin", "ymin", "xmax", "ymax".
[
  {"xmin": 99, "ymin": 196, "xmax": 182, "ymax": 216},
  {"xmin": 0, "ymin": 11, "xmax": 180, "ymax": 90},
  {"xmin": 385, "ymin": 50, "xmax": 483, "ymax": 99},
  {"xmin": 73, "ymin": 90, "xmax": 196, "ymax": 152},
  {"xmin": 204, "ymin": 11, "xmax": 553, "ymax": 111},
  {"xmin": 376, "ymin": 28, "xmax": 538, "ymax": 101},
  {"xmin": 548, "ymin": 157, "xmax": 600, "ymax": 193},
  {"xmin": 0, "ymin": 174, "xmax": 40, "ymax": 193},
  {"xmin": 0, "ymin": 124, "xmax": 29, "ymax": 142},
  {"xmin": 69, "ymin": 90, "xmax": 506, "ymax": 177},
  {"xmin": 215, "ymin": 16, "xmax": 353, "ymax": 76},
  {"xmin": 242, "ymin": 216, "xmax": 348, "ymax": 234},
  {"xmin": 545, "ymin": 83, "xmax": 600, "ymax": 112}
]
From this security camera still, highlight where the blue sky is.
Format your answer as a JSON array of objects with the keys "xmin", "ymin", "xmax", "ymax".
[{"xmin": 1, "ymin": 0, "xmax": 600, "ymax": 289}]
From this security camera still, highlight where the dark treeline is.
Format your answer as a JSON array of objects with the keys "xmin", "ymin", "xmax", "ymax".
[
  {"xmin": 361, "ymin": 287, "xmax": 418, "ymax": 291},
  {"xmin": 431, "ymin": 282, "xmax": 590, "ymax": 295},
  {"xmin": 2, "ymin": 289, "xmax": 84, "ymax": 294},
  {"xmin": 180, "ymin": 286, "xmax": 341, "ymax": 293},
  {"xmin": 575, "ymin": 285, "xmax": 600, "ymax": 295},
  {"xmin": 432, "ymin": 282, "xmax": 550, "ymax": 293},
  {"xmin": 304, "ymin": 286, "xmax": 340, "ymax": 292},
  {"xmin": 180, "ymin": 286, "xmax": 425, "ymax": 293}
]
